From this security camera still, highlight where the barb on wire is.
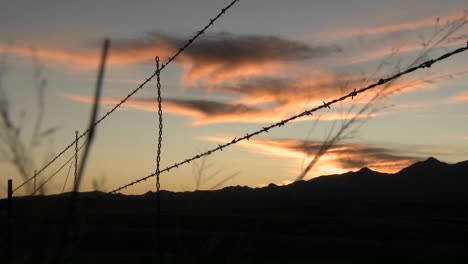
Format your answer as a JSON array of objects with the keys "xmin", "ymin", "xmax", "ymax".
[
  {"xmin": 12, "ymin": 0, "xmax": 241, "ymax": 194},
  {"xmin": 106, "ymin": 43, "xmax": 468, "ymax": 195}
]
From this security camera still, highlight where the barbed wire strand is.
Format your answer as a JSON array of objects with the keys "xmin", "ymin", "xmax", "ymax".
[
  {"xmin": 61, "ymin": 158, "xmax": 74, "ymax": 193},
  {"xmin": 34, "ymin": 140, "xmax": 87, "ymax": 195},
  {"xmin": 12, "ymin": 0, "xmax": 241, "ymax": 194},
  {"xmin": 106, "ymin": 43, "xmax": 468, "ymax": 195},
  {"xmin": 154, "ymin": 56, "xmax": 163, "ymax": 262}
]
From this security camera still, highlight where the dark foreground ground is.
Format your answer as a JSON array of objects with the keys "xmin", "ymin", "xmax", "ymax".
[
  {"xmin": 1, "ymin": 192, "xmax": 467, "ymax": 264},
  {"xmin": 2, "ymin": 158, "xmax": 468, "ymax": 263}
]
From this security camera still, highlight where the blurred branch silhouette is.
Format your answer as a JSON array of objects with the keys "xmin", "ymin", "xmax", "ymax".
[
  {"xmin": 296, "ymin": 12, "xmax": 468, "ymax": 181},
  {"xmin": 54, "ymin": 38, "xmax": 109, "ymax": 264},
  {"xmin": 0, "ymin": 44, "xmax": 59, "ymax": 193},
  {"xmin": 192, "ymin": 152, "xmax": 239, "ymax": 191}
]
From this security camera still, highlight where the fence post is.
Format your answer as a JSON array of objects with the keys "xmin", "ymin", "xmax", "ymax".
[
  {"xmin": 7, "ymin": 179, "xmax": 13, "ymax": 262},
  {"xmin": 33, "ymin": 170, "xmax": 37, "ymax": 195},
  {"xmin": 74, "ymin": 130, "xmax": 78, "ymax": 188}
]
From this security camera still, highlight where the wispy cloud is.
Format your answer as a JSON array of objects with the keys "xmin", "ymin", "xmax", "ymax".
[
  {"xmin": 150, "ymin": 97, "xmax": 269, "ymax": 125},
  {"xmin": 64, "ymin": 91, "xmax": 386, "ymax": 125},
  {"xmin": 204, "ymin": 137, "xmax": 420, "ymax": 177},
  {"xmin": 0, "ymin": 45, "xmax": 98, "ymax": 69},
  {"xmin": 38, "ymin": 18, "xmax": 468, "ymax": 127},
  {"xmin": 448, "ymin": 90, "xmax": 468, "ymax": 103},
  {"xmin": 1, "ymin": 31, "xmax": 342, "ymax": 77},
  {"xmin": 331, "ymin": 10, "xmax": 468, "ymax": 66},
  {"xmin": 0, "ymin": 42, "xmax": 173, "ymax": 70},
  {"xmin": 324, "ymin": 10, "xmax": 466, "ymax": 40},
  {"xmin": 113, "ymin": 32, "xmax": 342, "ymax": 85},
  {"xmin": 62, "ymin": 63, "xmax": 456, "ymax": 125}
]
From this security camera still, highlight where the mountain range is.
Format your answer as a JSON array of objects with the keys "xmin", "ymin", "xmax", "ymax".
[
  {"xmin": 136, "ymin": 156, "xmax": 468, "ymax": 203},
  {"xmin": 28, "ymin": 156, "xmax": 467, "ymax": 202},
  {"xmin": 3, "ymin": 157, "xmax": 468, "ymax": 261}
]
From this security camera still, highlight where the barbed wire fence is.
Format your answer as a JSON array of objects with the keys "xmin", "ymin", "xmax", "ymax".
[
  {"xmin": 1, "ymin": 4, "xmax": 466, "ymax": 263},
  {"xmin": 33, "ymin": 140, "xmax": 87, "ymax": 195},
  {"xmin": 8, "ymin": 42, "xmax": 468, "ymax": 198},
  {"xmin": 104, "ymin": 42, "xmax": 468, "ymax": 195},
  {"xmin": 11, "ymin": 0, "xmax": 241, "ymax": 195},
  {"xmin": 10, "ymin": 2, "xmax": 467, "ymax": 198},
  {"xmin": 0, "ymin": 1, "xmax": 466, "ymax": 262}
]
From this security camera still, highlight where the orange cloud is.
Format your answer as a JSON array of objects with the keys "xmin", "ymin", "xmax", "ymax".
[
  {"xmin": 204, "ymin": 137, "xmax": 419, "ymax": 179},
  {"xmin": 181, "ymin": 62, "xmax": 287, "ymax": 87},
  {"xmin": 324, "ymin": 11, "xmax": 468, "ymax": 67},
  {"xmin": 0, "ymin": 45, "xmax": 98, "ymax": 69},
  {"xmin": 121, "ymin": 32, "xmax": 341, "ymax": 86},
  {"xmin": 324, "ymin": 10, "xmax": 467, "ymax": 40},
  {"xmin": 0, "ymin": 42, "xmax": 175, "ymax": 70},
  {"xmin": 54, "ymin": 24, "xmax": 466, "ymax": 128},
  {"xmin": 345, "ymin": 43, "xmax": 421, "ymax": 65},
  {"xmin": 345, "ymin": 37, "xmax": 468, "ymax": 66},
  {"xmin": 62, "ymin": 59, "xmax": 450, "ymax": 126},
  {"xmin": 62, "ymin": 94, "xmax": 155, "ymax": 111},
  {"xmin": 63, "ymin": 91, "xmax": 387, "ymax": 126},
  {"xmin": 448, "ymin": 90, "xmax": 468, "ymax": 103}
]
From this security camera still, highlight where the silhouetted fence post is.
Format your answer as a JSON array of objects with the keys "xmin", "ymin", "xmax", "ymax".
[
  {"xmin": 33, "ymin": 170, "xmax": 37, "ymax": 195},
  {"xmin": 7, "ymin": 179, "xmax": 13, "ymax": 263},
  {"xmin": 74, "ymin": 130, "xmax": 78, "ymax": 189}
]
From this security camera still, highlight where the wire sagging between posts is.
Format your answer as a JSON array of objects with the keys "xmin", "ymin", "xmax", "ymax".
[
  {"xmin": 34, "ymin": 140, "xmax": 87, "ymax": 195},
  {"xmin": 106, "ymin": 43, "xmax": 468, "ymax": 195},
  {"xmin": 12, "ymin": 0, "xmax": 241, "ymax": 194}
]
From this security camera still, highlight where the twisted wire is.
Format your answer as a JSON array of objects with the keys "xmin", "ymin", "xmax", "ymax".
[
  {"xmin": 155, "ymin": 56, "xmax": 163, "ymax": 259},
  {"xmin": 107, "ymin": 43, "xmax": 468, "ymax": 194},
  {"xmin": 155, "ymin": 56, "xmax": 162, "ymax": 202},
  {"xmin": 12, "ymin": 0, "xmax": 241, "ymax": 194}
]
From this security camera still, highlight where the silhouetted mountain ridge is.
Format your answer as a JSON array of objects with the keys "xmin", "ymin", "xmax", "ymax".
[
  {"xmin": 397, "ymin": 156, "xmax": 448, "ymax": 176},
  {"xmin": 3, "ymin": 157, "xmax": 467, "ymax": 261},
  {"xmin": 113, "ymin": 157, "xmax": 467, "ymax": 203},
  {"xmin": 234, "ymin": 157, "xmax": 462, "ymax": 201},
  {"xmin": 12, "ymin": 157, "xmax": 467, "ymax": 203}
]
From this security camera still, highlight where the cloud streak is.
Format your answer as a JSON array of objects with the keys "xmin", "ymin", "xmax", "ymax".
[
  {"xmin": 324, "ymin": 10, "xmax": 467, "ymax": 40},
  {"xmin": 1, "ymin": 31, "xmax": 342, "ymax": 82},
  {"xmin": 332, "ymin": 10, "xmax": 468, "ymax": 67},
  {"xmin": 448, "ymin": 90, "xmax": 468, "ymax": 103},
  {"xmin": 64, "ymin": 94, "xmax": 276, "ymax": 125},
  {"xmin": 205, "ymin": 137, "xmax": 420, "ymax": 178},
  {"xmin": 31, "ymin": 19, "xmax": 468, "ymax": 127},
  {"xmin": 64, "ymin": 91, "xmax": 386, "ymax": 125},
  {"xmin": 113, "ymin": 32, "xmax": 342, "ymax": 85}
]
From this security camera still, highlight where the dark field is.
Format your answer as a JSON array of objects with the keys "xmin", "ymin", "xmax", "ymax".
[{"xmin": 2, "ymin": 158, "xmax": 468, "ymax": 263}]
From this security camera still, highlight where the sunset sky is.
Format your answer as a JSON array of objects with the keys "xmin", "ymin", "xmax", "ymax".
[{"xmin": 1, "ymin": 0, "xmax": 467, "ymax": 197}]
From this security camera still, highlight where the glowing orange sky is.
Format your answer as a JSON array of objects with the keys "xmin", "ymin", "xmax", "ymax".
[{"xmin": 1, "ymin": 0, "xmax": 467, "ymax": 196}]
